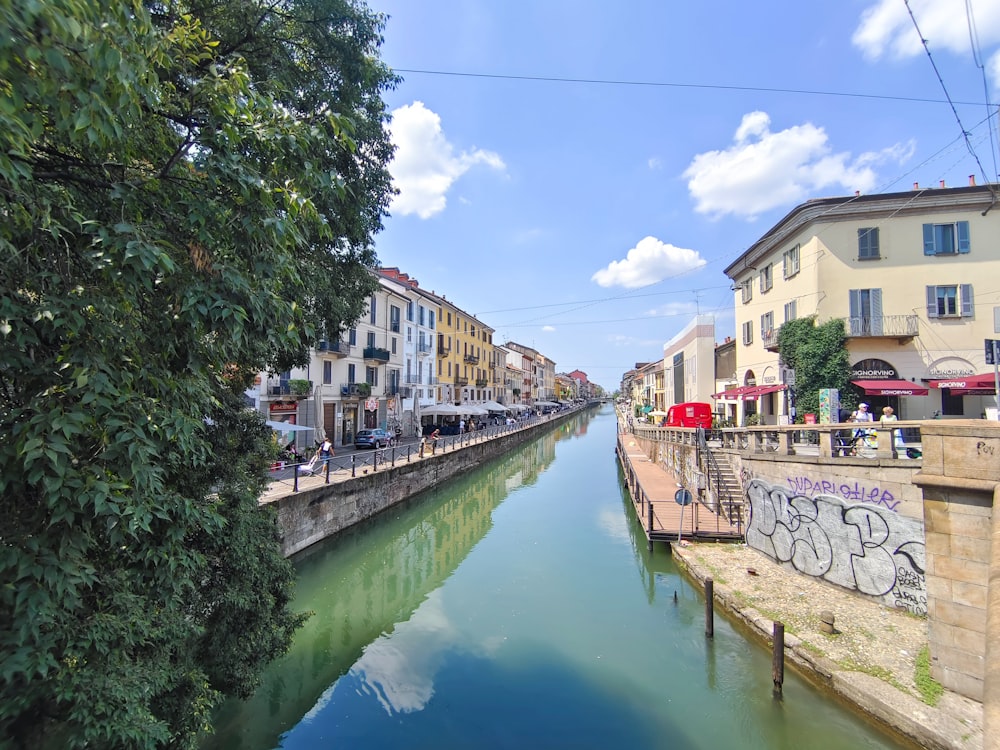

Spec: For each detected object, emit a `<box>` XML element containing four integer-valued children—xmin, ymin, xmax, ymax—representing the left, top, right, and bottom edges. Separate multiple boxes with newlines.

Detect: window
<box><xmin>858</xmin><ymin>228</ymin><xmax>880</xmax><ymax>260</ymax></box>
<box><xmin>367</xmin><ymin>331</ymin><xmax>376</xmax><ymax>348</ymax></box>
<box><xmin>447</xmin><ymin>312</ymin><xmax>452</xmax><ymax>326</ymax></box>
<box><xmin>848</xmin><ymin>288</ymin><xmax>883</xmax><ymax>335</ymax></box>
<box><xmin>418</xmin><ymin>305</ymin><xmax>425</xmax><ymax>326</ymax></box>
<box><xmin>742</xmin><ymin>321</ymin><xmax>753</xmax><ymax>345</ymax></box>
<box><xmin>406</xmin><ymin>326</ymin><xmax>412</xmax><ymax>343</ymax></box>
<box><xmin>782</xmin><ymin>244</ymin><xmax>800</xmax><ymax>278</ymax></box>
<box><xmin>923</xmin><ymin>221</ymin><xmax>970</xmax><ymax>255</ymax></box>
<box><xmin>390</xmin><ymin>305</ymin><xmax>400</xmax><ymax>332</ymax></box>
<box><xmin>740</xmin><ymin>279</ymin><xmax>753</xmax><ymax>304</ymax></box>
<box><xmin>348</xmin><ymin>327</ymin><xmax>357</xmax><ymax>345</ymax></box>
<box><xmin>369</xmin><ymin>296</ymin><xmax>377</xmax><ymax>324</ymax></box>
<box><xmin>784</xmin><ymin>299</ymin><xmax>797</xmax><ymax>323</ymax></box>
<box><xmin>365</xmin><ymin>366</ymin><xmax>378</xmax><ymax>386</ymax></box>
<box><xmin>759</xmin><ymin>264</ymin><xmax>772</xmax><ymax>293</ymax></box>
<box><xmin>429</xmin><ymin>311</ymin><xmax>435</xmax><ymax>329</ymax></box>
<box><xmin>347</xmin><ymin>363</ymin><xmax>356</xmax><ymax>384</ymax></box>
<box><xmin>391</xmin><ymin>337</ymin><xmax>397</xmax><ymax>354</ymax></box>
<box><xmin>407</xmin><ymin>301</ymin><xmax>414</xmax><ymax>321</ymax></box>
<box><xmin>760</xmin><ymin>311</ymin><xmax>774</xmax><ymax>339</ymax></box>
<box><xmin>323</xmin><ymin>361</ymin><xmax>332</xmax><ymax>385</ymax></box>
<box><xmin>926</xmin><ymin>284</ymin><xmax>973</xmax><ymax>318</ymax></box>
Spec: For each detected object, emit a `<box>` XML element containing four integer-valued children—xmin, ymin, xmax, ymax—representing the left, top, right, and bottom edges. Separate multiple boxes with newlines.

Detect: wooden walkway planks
<box><xmin>617</xmin><ymin>434</ymin><xmax>742</xmax><ymax>542</ymax></box>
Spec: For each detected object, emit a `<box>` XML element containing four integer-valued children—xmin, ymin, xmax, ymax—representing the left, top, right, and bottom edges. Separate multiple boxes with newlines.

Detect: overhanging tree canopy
<box><xmin>777</xmin><ymin>316</ymin><xmax>853</xmax><ymax>420</ymax></box>
<box><xmin>0</xmin><ymin>1</ymin><xmax>397</xmax><ymax>747</ymax></box>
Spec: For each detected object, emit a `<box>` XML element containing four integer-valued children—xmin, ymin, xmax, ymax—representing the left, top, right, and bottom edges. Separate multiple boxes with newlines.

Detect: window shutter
<box><xmin>849</xmin><ymin>289</ymin><xmax>861</xmax><ymax>318</ymax></box>
<box><xmin>961</xmin><ymin>284</ymin><xmax>974</xmax><ymax>317</ymax></box>
<box><xmin>957</xmin><ymin>221</ymin><xmax>971</xmax><ymax>254</ymax></box>
<box><xmin>870</xmin><ymin>289</ymin><xmax>883</xmax><ymax>335</ymax></box>
<box><xmin>869</xmin><ymin>228</ymin><xmax>879</xmax><ymax>257</ymax></box>
<box><xmin>926</xmin><ymin>286</ymin><xmax>938</xmax><ymax>318</ymax></box>
<box><xmin>922</xmin><ymin>224</ymin><xmax>936</xmax><ymax>255</ymax></box>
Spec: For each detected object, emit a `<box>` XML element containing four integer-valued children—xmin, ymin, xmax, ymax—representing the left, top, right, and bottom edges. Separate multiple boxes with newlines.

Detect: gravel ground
<box><xmin>671</xmin><ymin>541</ymin><xmax>983</xmax><ymax>750</ymax></box>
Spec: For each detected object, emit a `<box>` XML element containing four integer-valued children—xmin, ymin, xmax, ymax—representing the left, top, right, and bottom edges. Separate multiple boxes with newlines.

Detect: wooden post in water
<box><xmin>772</xmin><ymin>621</ymin><xmax>785</xmax><ymax>695</ymax></box>
<box><xmin>647</xmin><ymin>498</ymin><xmax>654</xmax><ymax>552</ymax></box>
<box><xmin>705</xmin><ymin>578</ymin><xmax>714</xmax><ymax>638</ymax></box>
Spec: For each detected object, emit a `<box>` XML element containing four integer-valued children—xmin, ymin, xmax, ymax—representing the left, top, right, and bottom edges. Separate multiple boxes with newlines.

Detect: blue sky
<box><xmin>370</xmin><ymin>0</ymin><xmax>1000</xmax><ymax>391</ymax></box>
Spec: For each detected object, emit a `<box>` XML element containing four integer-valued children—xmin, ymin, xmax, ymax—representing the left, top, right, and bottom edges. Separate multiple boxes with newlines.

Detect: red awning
<box><xmin>712</xmin><ymin>384</ymin><xmax>787</xmax><ymax>400</ymax></box>
<box><xmin>850</xmin><ymin>379</ymin><xmax>928</xmax><ymax>396</ymax></box>
<box><xmin>927</xmin><ymin>373</ymin><xmax>998</xmax><ymax>390</ymax></box>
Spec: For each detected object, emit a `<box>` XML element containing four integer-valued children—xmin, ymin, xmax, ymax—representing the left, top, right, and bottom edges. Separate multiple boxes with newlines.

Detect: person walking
<box><xmin>459</xmin><ymin>418</ymin><xmax>465</xmax><ymax>434</ymax></box>
<box><xmin>880</xmin><ymin>406</ymin><xmax>905</xmax><ymax>455</ymax></box>
<box><xmin>852</xmin><ymin>402</ymin><xmax>874</xmax><ymax>452</ymax></box>
<box><xmin>319</xmin><ymin>436</ymin><xmax>334</xmax><ymax>468</ymax></box>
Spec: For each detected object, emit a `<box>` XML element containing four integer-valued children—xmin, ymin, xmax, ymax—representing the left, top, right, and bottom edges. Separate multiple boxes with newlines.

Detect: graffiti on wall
<box><xmin>785</xmin><ymin>476</ymin><xmax>899</xmax><ymax>511</ymax></box>
<box><xmin>745</xmin><ymin>478</ymin><xmax>926</xmax><ymax>615</ymax></box>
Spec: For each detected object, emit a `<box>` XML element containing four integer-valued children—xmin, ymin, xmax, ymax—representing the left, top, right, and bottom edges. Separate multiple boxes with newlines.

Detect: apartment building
<box><xmin>723</xmin><ymin>180</ymin><xmax>1000</xmax><ymax>425</ymax></box>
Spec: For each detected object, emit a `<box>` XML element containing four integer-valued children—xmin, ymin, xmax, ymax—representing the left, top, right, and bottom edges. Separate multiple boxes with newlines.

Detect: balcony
<box><xmin>454</xmin><ymin>376</ymin><xmax>469</xmax><ymax>387</ymax></box>
<box><xmin>316</xmin><ymin>339</ymin><xmax>350</xmax><ymax>357</ymax></box>
<box><xmin>417</xmin><ymin>341</ymin><xmax>434</xmax><ymax>356</ymax></box>
<box><xmin>340</xmin><ymin>383</ymin><xmax>372</xmax><ymax>399</ymax></box>
<box><xmin>762</xmin><ymin>330</ymin><xmax>779</xmax><ymax>352</ymax></box>
<box><xmin>438</xmin><ymin>342</ymin><xmax>451</xmax><ymax>356</ymax></box>
<box><xmin>475</xmin><ymin>378</ymin><xmax>488</xmax><ymax>388</ymax></box>
<box><xmin>363</xmin><ymin>346</ymin><xmax>390</xmax><ymax>363</ymax></box>
<box><xmin>265</xmin><ymin>379</ymin><xmax>312</xmax><ymax>399</ymax></box>
<box><xmin>464</xmin><ymin>354</ymin><xmax>479</xmax><ymax>365</ymax></box>
<box><xmin>845</xmin><ymin>315</ymin><xmax>919</xmax><ymax>342</ymax></box>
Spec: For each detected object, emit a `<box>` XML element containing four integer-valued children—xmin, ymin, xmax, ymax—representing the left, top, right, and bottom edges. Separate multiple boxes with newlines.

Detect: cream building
<box><xmin>662</xmin><ymin>314</ymin><xmax>717</xmax><ymax>407</ymax></box>
<box><xmin>723</xmin><ymin>181</ymin><xmax>1000</xmax><ymax>425</ymax></box>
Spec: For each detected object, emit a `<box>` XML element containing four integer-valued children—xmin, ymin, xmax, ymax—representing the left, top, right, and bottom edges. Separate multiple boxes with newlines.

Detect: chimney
<box><xmin>854</xmin><ymin>190</ymin><xmax>860</xmax><ymax>197</ymax></box>
<box><xmin>970</xmin><ymin>174</ymin><xmax>976</xmax><ymax>186</ymax></box>
<box><xmin>940</xmin><ymin>180</ymin><xmax>945</xmax><ymax>188</ymax></box>
<box><xmin>913</xmin><ymin>182</ymin><xmax>919</xmax><ymax>190</ymax></box>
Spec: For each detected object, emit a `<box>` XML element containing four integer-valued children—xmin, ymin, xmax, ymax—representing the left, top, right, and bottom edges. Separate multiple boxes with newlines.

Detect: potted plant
<box><xmin>288</xmin><ymin>378</ymin><xmax>312</xmax><ymax>396</ymax></box>
<box><xmin>357</xmin><ymin>382</ymin><xmax>372</xmax><ymax>397</ymax></box>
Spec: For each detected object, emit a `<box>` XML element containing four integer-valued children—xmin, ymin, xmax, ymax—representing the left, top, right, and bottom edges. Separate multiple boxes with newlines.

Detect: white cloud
<box><xmin>591</xmin><ymin>236</ymin><xmax>706</xmax><ymax>289</ymax></box>
<box><xmin>542</xmin><ymin>325</ymin><xmax>556</xmax><ymax>332</ymax></box>
<box><xmin>387</xmin><ymin>101</ymin><xmax>505</xmax><ymax>219</ymax></box>
<box><xmin>683</xmin><ymin>111</ymin><xmax>911</xmax><ymax>219</ymax></box>
<box><xmin>643</xmin><ymin>301</ymin><xmax>699</xmax><ymax>318</ymax></box>
<box><xmin>853</xmin><ymin>0</ymin><xmax>1000</xmax><ymax>62</ymax></box>
<box><xmin>648</xmin><ymin>157</ymin><xmax>663</xmax><ymax>170</ymax></box>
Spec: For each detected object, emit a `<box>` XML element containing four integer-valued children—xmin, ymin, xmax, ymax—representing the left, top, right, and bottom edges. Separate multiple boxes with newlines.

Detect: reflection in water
<box><xmin>209</xmin><ymin>414</ymin><xmax>569</xmax><ymax>748</ymax></box>
<box><xmin>207</xmin><ymin>407</ymin><xmax>905</xmax><ymax>750</ymax></box>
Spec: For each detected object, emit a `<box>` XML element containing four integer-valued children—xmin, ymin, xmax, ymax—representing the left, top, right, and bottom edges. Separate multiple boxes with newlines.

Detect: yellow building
<box><xmin>724</xmin><ymin>181</ymin><xmax>1000</xmax><ymax>424</ymax></box>
<box><xmin>417</xmin><ymin>290</ymin><xmax>496</xmax><ymax>404</ymax></box>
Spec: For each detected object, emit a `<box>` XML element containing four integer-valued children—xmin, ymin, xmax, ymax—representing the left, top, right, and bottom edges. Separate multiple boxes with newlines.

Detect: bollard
<box><xmin>351</xmin><ymin>454</ymin><xmax>356</xmax><ymax>478</ymax></box>
<box><xmin>647</xmin><ymin>499</ymin><xmax>654</xmax><ymax>552</ymax></box>
<box><xmin>819</xmin><ymin>610</ymin><xmax>836</xmax><ymax>634</ymax></box>
<box><xmin>293</xmin><ymin>466</ymin><xmax>299</xmax><ymax>492</ymax></box>
<box><xmin>773</xmin><ymin>621</ymin><xmax>785</xmax><ymax>695</ymax></box>
<box><xmin>705</xmin><ymin>578</ymin><xmax>714</xmax><ymax>638</ymax></box>
<box><xmin>324</xmin><ymin>459</ymin><xmax>330</xmax><ymax>484</ymax></box>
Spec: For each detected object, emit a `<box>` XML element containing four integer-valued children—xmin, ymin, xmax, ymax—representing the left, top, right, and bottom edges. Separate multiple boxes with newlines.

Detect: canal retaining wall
<box><xmin>273</xmin><ymin>407</ymin><xmax>592</xmax><ymax>557</ymax></box>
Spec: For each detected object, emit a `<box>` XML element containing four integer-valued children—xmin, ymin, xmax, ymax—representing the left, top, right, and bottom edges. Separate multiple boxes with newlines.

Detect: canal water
<box><xmin>207</xmin><ymin>404</ymin><xmax>908</xmax><ymax>749</ymax></box>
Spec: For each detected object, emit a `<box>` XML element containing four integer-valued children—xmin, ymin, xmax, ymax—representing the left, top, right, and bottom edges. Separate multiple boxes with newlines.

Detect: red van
<box><xmin>666</xmin><ymin>402</ymin><xmax>713</xmax><ymax>429</ymax></box>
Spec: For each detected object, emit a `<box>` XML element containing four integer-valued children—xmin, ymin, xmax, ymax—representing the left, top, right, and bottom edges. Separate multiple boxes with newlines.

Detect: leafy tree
<box><xmin>777</xmin><ymin>316</ymin><xmax>853</xmax><ymax>420</ymax></box>
<box><xmin>0</xmin><ymin>0</ymin><xmax>396</xmax><ymax>747</ymax></box>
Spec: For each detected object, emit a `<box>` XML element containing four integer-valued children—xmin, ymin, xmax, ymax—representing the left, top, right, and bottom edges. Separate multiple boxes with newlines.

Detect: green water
<box><xmin>207</xmin><ymin>405</ymin><xmax>908</xmax><ymax>749</ymax></box>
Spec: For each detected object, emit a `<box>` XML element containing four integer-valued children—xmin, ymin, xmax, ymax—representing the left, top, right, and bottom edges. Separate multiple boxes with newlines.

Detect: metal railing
<box><xmin>846</xmin><ymin>315</ymin><xmax>919</xmax><ymax>338</ymax></box>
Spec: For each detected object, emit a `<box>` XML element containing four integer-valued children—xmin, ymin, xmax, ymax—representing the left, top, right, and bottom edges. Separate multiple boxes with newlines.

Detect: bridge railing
<box><xmin>633</xmin><ymin>421</ymin><xmax>923</xmax><ymax>460</ymax></box>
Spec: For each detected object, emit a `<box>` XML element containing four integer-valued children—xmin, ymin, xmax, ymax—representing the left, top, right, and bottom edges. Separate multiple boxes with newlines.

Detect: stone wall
<box><xmin>272</xmin><ymin>411</ymin><xmax>583</xmax><ymax>557</ymax></box>
<box><xmin>913</xmin><ymin>420</ymin><xmax>1000</xmax><ymax>702</ymax></box>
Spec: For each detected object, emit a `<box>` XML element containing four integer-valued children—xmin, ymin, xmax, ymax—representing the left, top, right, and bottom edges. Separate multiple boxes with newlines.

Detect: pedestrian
<box><xmin>430</xmin><ymin>427</ymin><xmax>440</xmax><ymax>454</ymax></box>
<box><xmin>468</xmin><ymin>418</ymin><xmax>476</xmax><ymax>432</ymax></box>
<box><xmin>319</xmin><ymin>436</ymin><xmax>334</xmax><ymax>468</ymax></box>
<box><xmin>459</xmin><ymin>418</ymin><xmax>465</xmax><ymax>434</ymax></box>
<box><xmin>880</xmin><ymin>406</ymin><xmax>906</xmax><ymax>455</ymax></box>
<box><xmin>852</xmin><ymin>402</ymin><xmax>874</xmax><ymax>451</ymax></box>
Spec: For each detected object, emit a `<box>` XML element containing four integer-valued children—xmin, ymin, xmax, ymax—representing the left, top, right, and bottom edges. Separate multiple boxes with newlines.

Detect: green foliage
<box><xmin>288</xmin><ymin>379</ymin><xmax>312</xmax><ymax>396</ymax></box>
<box><xmin>915</xmin><ymin>646</ymin><xmax>944</xmax><ymax>706</ymax></box>
<box><xmin>777</xmin><ymin>317</ymin><xmax>852</xmax><ymax>418</ymax></box>
<box><xmin>0</xmin><ymin>0</ymin><xmax>394</xmax><ymax>746</ymax></box>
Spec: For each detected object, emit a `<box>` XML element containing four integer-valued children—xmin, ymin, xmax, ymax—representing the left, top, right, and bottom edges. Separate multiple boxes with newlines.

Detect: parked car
<box><xmin>354</xmin><ymin>428</ymin><xmax>395</xmax><ymax>449</ymax></box>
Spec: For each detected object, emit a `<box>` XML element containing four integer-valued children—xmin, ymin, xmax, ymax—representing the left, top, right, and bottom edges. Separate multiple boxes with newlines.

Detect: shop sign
<box><xmin>365</xmin><ymin>397</ymin><xmax>378</xmax><ymax>411</ymax></box>
<box><xmin>850</xmin><ymin>358</ymin><xmax>898</xmax><ymax>379</ymax></box>
<box><xmin>270</xmin><ymin>402</ymin><xmax>298</xmax><ymax>413</ymax></box>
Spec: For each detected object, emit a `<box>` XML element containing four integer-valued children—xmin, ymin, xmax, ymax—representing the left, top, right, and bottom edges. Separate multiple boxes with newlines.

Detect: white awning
<box><xmin>265</xmin><ymin>420</ymin><xmax>314</xmax><ymax>432</ymax></box>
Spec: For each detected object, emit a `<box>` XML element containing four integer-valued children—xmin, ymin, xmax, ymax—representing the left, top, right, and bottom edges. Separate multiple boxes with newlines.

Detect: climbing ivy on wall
<box><xmin>777</xmin><ymin>316</ymin><xmax>853</xmax><ymax>420</ymax></box>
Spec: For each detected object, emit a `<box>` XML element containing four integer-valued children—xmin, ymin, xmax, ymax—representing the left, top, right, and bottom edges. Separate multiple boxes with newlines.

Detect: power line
<box><xmin>393</xmin><ymin>67</ymin><xmax>988</xmax><ymax>108</ymax></box>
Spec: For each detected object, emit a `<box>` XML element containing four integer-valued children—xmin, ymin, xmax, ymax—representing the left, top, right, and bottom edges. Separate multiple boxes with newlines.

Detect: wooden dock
<box><xmin>617</xmin><ymin>434</ymin><xmax>743</xmax><ymax>543</ymax></box>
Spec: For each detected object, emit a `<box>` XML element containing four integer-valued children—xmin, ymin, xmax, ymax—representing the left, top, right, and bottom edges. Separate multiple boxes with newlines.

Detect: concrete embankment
<box><xmin>265</xmin><ymin>405</ymin><xmax>594</xmax><ymax>557</ymax></box>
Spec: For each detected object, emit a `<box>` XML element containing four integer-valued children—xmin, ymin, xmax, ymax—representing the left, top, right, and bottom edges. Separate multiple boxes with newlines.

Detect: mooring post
<box><xmin>705</xmin><ymin>578</ymin><xmax>714</xmax><ymax>638</ymax></box>
<box><xmin>351</xmin><ymin>454</ymin><xmax>356</xmax><ymax>478</ymax></box>
<box><xmin>293</xmin><ymin>466</ymin><xmax>299</xmax><ymax>493</ymax></box>
<box><xmin>324</xmin><ymin>459</ymin><xmax>330</xmax><ymax>484</ymax></box>
<box><xmin>772</xmin><ymin>621</ymin><xmax>785</xmax><ymax>695</ymax></box>
<box><xmin>647</xmin><ymin>498</ymin><xmax>654</xmax><ymax>552</ymax></box>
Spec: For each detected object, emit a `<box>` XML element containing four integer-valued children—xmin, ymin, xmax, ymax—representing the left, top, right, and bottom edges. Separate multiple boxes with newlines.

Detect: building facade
<box><xmin>723</xmin><ymin>181</ymin><xmax>1000</xmax><ymax>425</ymax></box>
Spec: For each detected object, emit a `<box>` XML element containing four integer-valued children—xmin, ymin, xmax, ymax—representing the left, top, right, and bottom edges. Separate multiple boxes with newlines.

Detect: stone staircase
<box><xmin>703</xmin><ymin>448</ymin><xmax>745</xmax><ymax>531</ymax></box>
